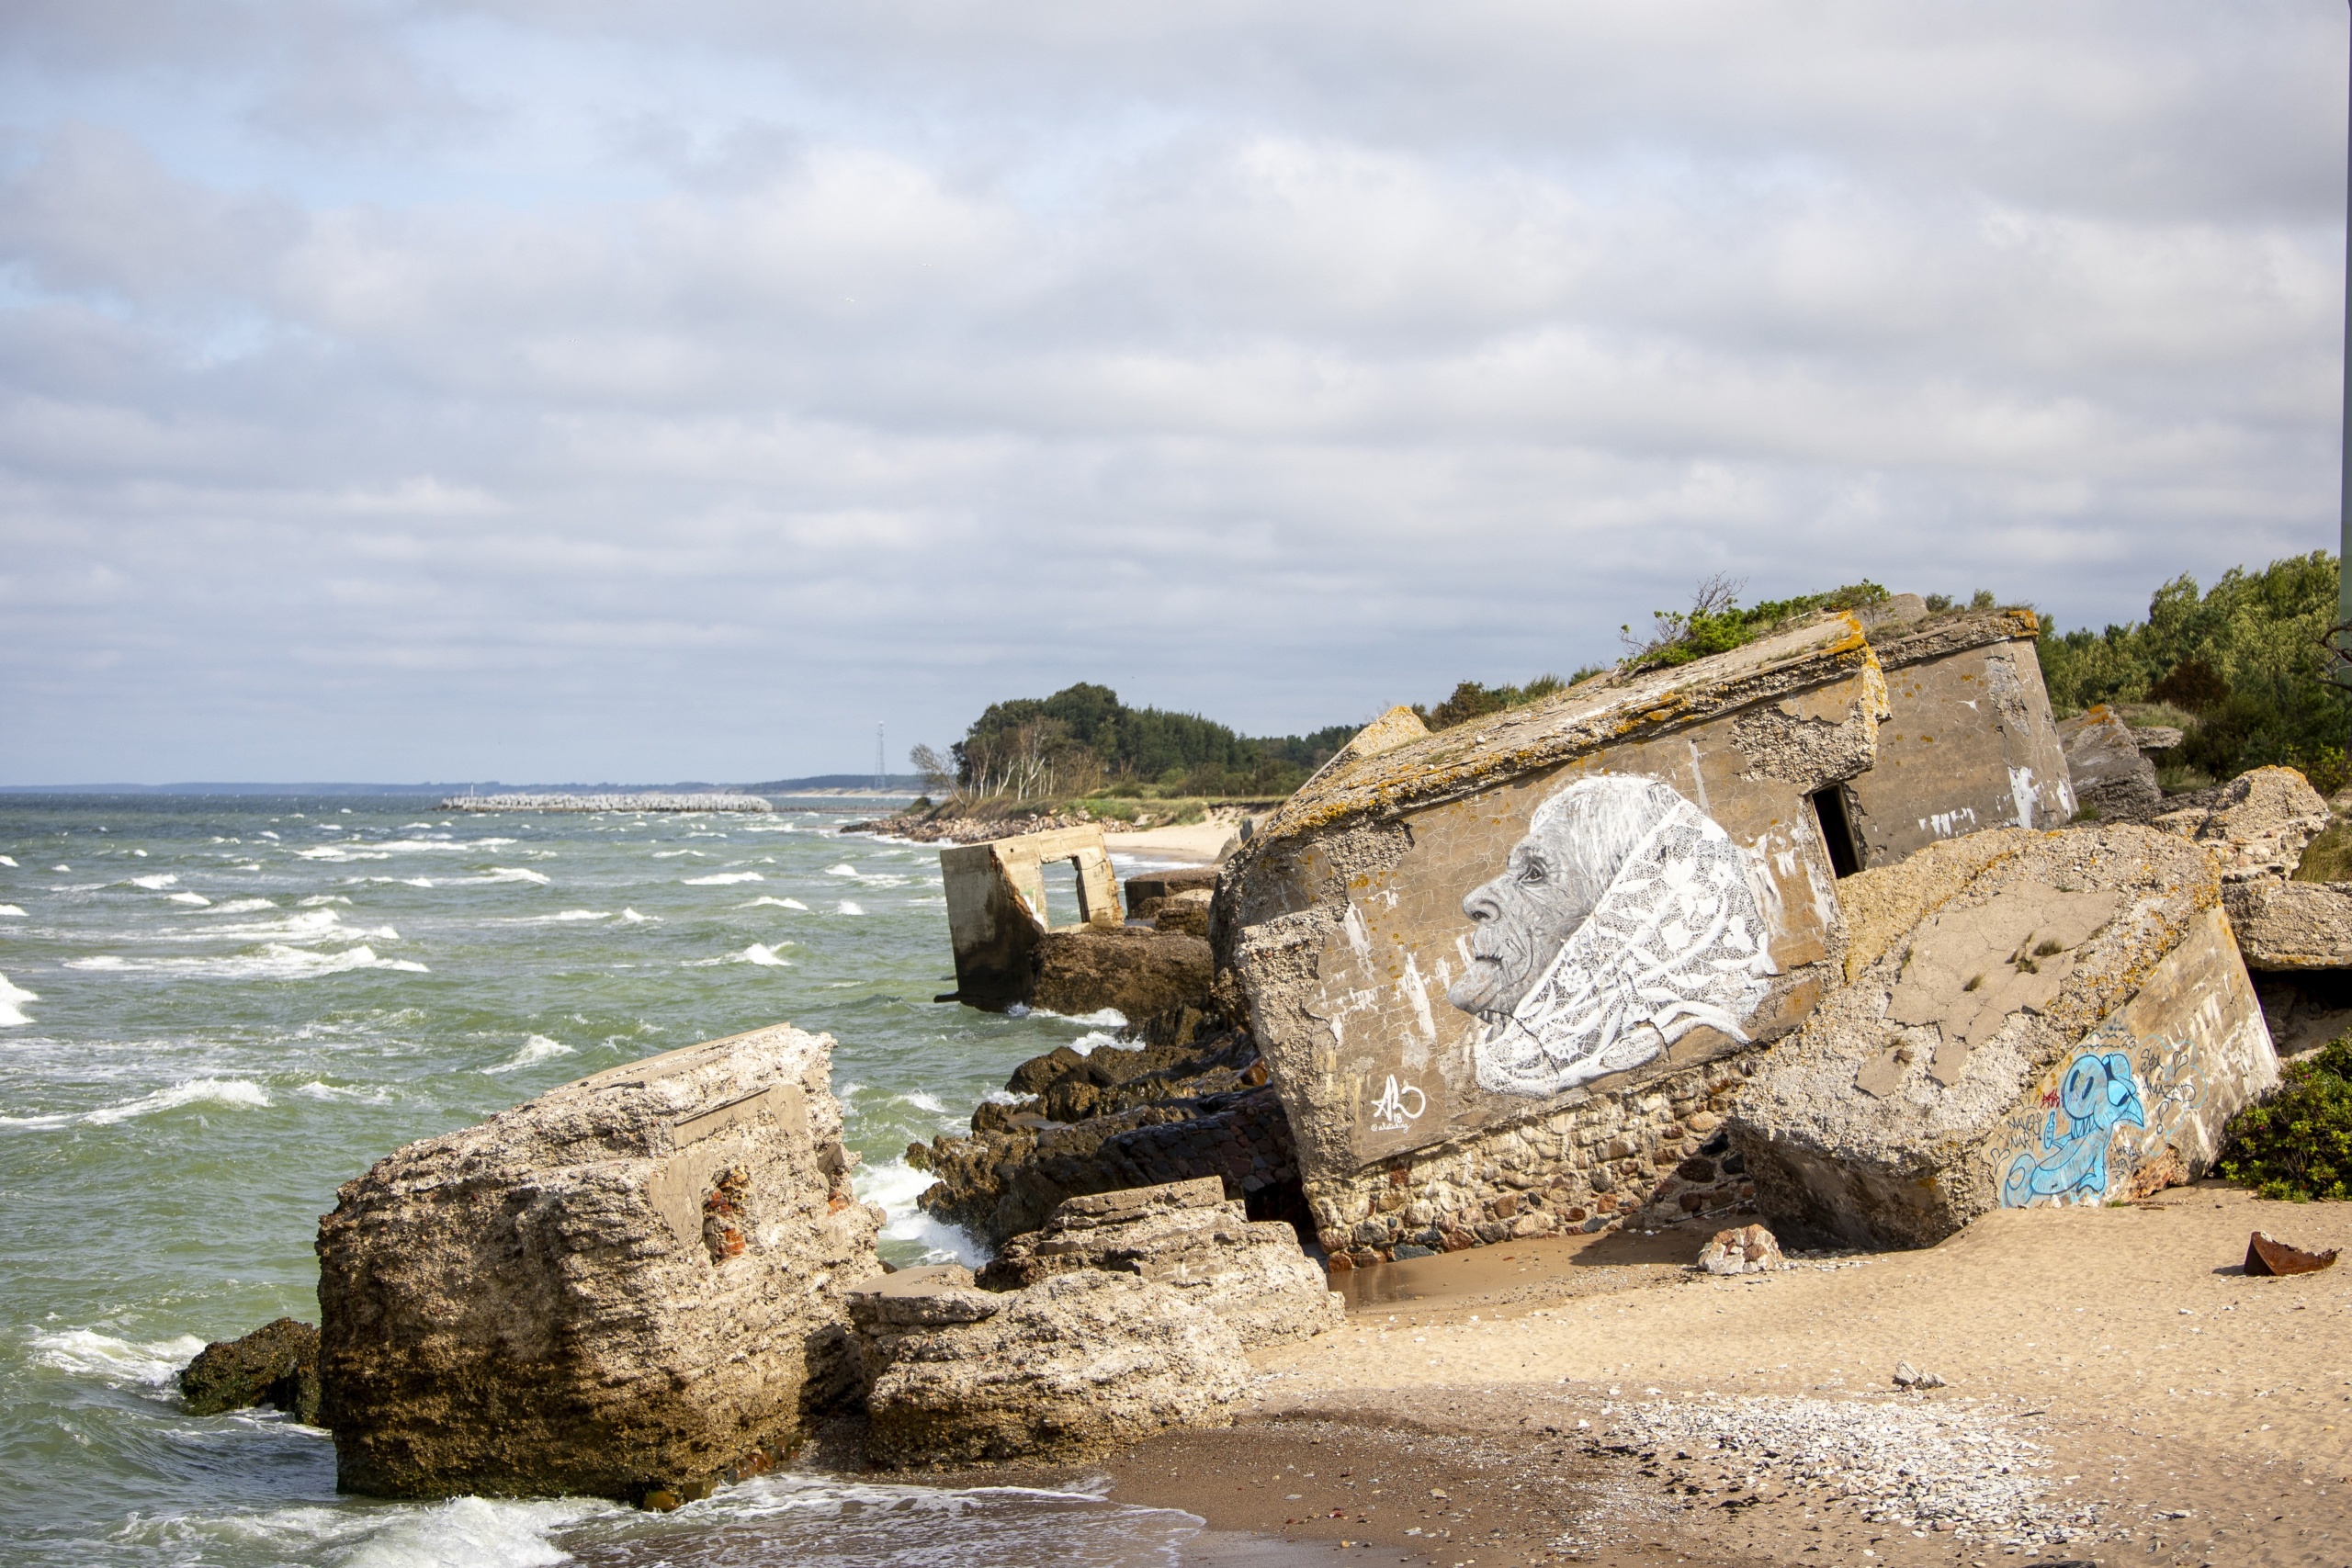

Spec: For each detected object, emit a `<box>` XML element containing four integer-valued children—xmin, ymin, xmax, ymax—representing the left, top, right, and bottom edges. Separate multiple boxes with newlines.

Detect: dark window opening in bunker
<box><xmin>1811</xmin><ymin>786</ymin><xmax>1862</xmax><ymax>878</ymax></box>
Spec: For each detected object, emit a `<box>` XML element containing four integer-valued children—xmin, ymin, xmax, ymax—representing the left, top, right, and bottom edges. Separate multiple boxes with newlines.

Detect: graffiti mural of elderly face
<box><xmin>1447</xmin><ymin>774</ymin><xmax>1778</xmax><ymax>1097</ymax></box>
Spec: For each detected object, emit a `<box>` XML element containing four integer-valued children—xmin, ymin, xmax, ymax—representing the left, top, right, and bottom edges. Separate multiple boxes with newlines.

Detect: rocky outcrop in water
<box><xmin>180</xmin><ymin>1317</ymin><xmax>321</xmax><ymax>1424</ymax></box>
<box><xmin>1033</xmin><ymin>925</ymin><xmax>1215</xmax><ymax>1019</ymax></box>
<box><xmin>316</xmin><ymin>1024</ymin><xmax>884</xmax><ymax>1505</ymax></box>
<box><xmin>977</xmin><ymin>1176</ymin><xmax>1341</xmax><ymax>1348</ymax></box>
<box><xmin>909</xmin><ymin>1020</ymin><xmax>1303</xmax><ymax>1247</ymax></box>
<box><xmin>853</xmin><ymin>1269</ymin><xmax>1248</xmax><ymax>1467</ymax></box>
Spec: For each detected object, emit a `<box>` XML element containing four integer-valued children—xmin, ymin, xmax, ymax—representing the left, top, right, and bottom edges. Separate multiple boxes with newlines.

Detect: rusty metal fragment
<box><xmin>2245</xmin><ymin>1230</ymin><xmax>2339</xmax><ymax>1276</ymax></box>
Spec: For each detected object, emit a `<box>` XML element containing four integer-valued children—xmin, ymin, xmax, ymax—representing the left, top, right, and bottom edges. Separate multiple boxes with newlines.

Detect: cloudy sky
<box><xmin>2</xmin><ymin>2</ymin><xmax>2345</xmax><ymax>784</ymax></box>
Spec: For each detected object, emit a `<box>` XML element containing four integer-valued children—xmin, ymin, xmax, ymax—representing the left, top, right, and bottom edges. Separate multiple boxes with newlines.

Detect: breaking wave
<box><xmin>684</xmin><ymin>871</ymin><xmax>763</xmax><ymax>886</ymax></box>
<box><xmin>484</xmin><ymin>1035</ymin><xmax>576</xmax><ymax>1074</ymax></box>
<box><xmin>0</xmin><ymin>1077</ymin><xmax>273</xmax><ymax>1130</ymax></box>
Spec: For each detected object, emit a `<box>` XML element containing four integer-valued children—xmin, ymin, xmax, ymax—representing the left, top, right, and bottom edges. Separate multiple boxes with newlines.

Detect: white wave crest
<box><xmin>28</xmin><ymin>1327</ymin><xmax>207</xmax><ymax>1388</ymax></box>
<box><xmin>825</xmin><ymin>863</ymin><xmax>861</xmax><ymax>877</ymax></box>
<box><xmin>0</xmin><ymin>855</ymin><xmax>15</xmax><ymax>866</ymax></box>
<box><xmin>172</xmin><ymin>1495</ymin><xmax>615</xmax><ymax>1568</ymax></box>
<box><xmin>0</xmin><ymin>971</ymin><xmax>34</xmax><ymax>1026</ymax></box>
<box><xmin>129</xmin><ymin>874</ymin><xmax>178</xmax><ymax>889</ymax></box>
<box><xmin>684</xmin><ymin>871</ymin><xmax>763</xmax><ymax>886</ymax></box>
<box><xmin>63</xmin><ymin>945</ymin><xmax>427</xmax><ymax>979</ymax></box>
<box><xmin>1</xmin><ymin>1077</ymin><xmax>273</xmax><ymax>1129</ymax></box>
<box><xmin>0</xmin><ymin>905</ymin><xmax>25</xmax><ymax>918</ymax></box>
<box><xmin>835</xmin><ymin>900</ymin><xmax>865</xmax><ymax>915</ymax></box>
<box><xmin>166</xmin><ymin>891</ymin><xmax>211</xmax><ymax>906</ymax></box>
<box><xmin>469</xmin><ymin>867</ymin><xmax>551</xmax><ymax>886</ymax></box>
<box><xmin>739</xmin><ymin>896</ymin><xmax>808</xmax><ymax>910</ymax></box>
<box><xmin>206</xmin><ymin>897</ymin><xmax>278</xmax><ymax>914</ymax></box>
<box><xmin>620</xmin><ymin>908</ymin><xmax>652</xmax><ymax>922</ymax></box>
<box><xmin>294</xmin><ymin>896</ymin><xmax>345</xmax><ymax>907</ymax></box>
<box><xmin>484</xmin><ymin>1035</ymin><xmax>575</xmax><ymax>1075</ymax></box>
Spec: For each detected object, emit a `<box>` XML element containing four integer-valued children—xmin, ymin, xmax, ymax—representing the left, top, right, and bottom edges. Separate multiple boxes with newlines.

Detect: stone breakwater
<box><xmin>437</xmin><ymin>792</ymin><xmax>775</xmax><ymax>813</ymax></box>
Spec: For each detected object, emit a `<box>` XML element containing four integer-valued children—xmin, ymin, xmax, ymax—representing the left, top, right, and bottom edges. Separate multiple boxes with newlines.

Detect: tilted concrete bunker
<box><xmin>1217</xmin><ymin>615</ymin><xmax>1893</xmax><ymax>1266</ymax></box>
<box><xmin>1837</xmin><ymin>602</ymin><xmax>2076</xmax><ymax>868</ymax></box>
<box><xmin>940</xmin><ymin>825</ymin><xmax>1123</xmax><ymax>1009</ymax></box>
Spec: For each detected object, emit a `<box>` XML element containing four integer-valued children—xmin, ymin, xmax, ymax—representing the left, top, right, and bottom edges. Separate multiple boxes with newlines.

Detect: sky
<box><xmin>1</xmin><ymin>1</ymin><xmax>2346</xmax><ymax>784</ymax></box>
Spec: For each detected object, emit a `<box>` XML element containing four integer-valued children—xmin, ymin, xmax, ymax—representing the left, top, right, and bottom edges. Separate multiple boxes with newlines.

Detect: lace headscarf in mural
<box><xmin>1473</xmin><ymin>776</ymin><xmax>1777</xmax><ymax>1098</ymax></box>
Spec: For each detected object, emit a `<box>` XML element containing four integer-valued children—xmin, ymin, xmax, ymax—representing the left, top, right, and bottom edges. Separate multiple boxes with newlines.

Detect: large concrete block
<box><xmin>1727</xmin><ymin>827</ymin><xmax>2278</xmax><ymax>1248</ymax></box>
<box><xmin>1840</xmin><ymin>607</ymin><xmax>2076</xmax><ymax>866</ymax></box>
<box><xmin>1220</xmin><ymin>615</ymin><xmax>1888</xmax><ymax>1258</ymax></box>
<box><xmin>316</xmin><ymin>1025</ymin><xmax>885</xmax><ymax>1504</ymax></box>
<box><xmin>2054</xmin><ymin>704</ymin><xmax>2162</xmax><ymax>818</ymax></box>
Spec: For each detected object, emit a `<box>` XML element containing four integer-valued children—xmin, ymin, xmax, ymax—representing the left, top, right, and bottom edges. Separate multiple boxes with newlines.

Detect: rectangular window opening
<box><xmin>1811</xmin><ymin>786</ymin><xmax>1862</xmax><ymax>878</ymax></box>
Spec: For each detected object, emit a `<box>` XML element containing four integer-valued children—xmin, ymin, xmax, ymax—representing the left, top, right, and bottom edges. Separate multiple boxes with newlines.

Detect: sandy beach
<box><xmin>1104</xmin><ymin>818</ymin><xmax>1245</xmax><ymax>863</ymax></box>
<box><xmin>949</xmin><ymin>1185</ymin><xmax>2349</xmax><ymax>1566</ymax></box>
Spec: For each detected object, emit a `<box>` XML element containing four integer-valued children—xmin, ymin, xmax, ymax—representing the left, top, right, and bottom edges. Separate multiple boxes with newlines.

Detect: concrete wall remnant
<box><xmin>2054</xmin><ymin>705</ymin><xmax>2164</xmax><ymax>818</ymax></box>
<box><xmin>1218</xmin><ymin>615</ymin><xmax>1892</xmax><ymax>1263</ymax></box>
<box><xmin>1725</xmin><ymin>826</ymin><xmax>2278</xmax><ymax>1248</ymax></box>
<box><xmin>316</xmin><ymin>1024</ymin><xmax>884</xmax><ymax>1506</ymax></box>
<box><xmin>941</xmin><ymin>825</ymin><xmax>1123</xmax><ymax>1009</ymax></box>
<box><xmin>1839</xmin><ymin>606</ymin><xmax>2075</xmax><ymax>867</ymax></box>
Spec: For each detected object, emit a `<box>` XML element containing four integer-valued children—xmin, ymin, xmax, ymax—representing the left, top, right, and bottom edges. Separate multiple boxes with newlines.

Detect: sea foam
<box><xmin>0</xmin><ymin>972</ymin><xmax>36</xmax><ymax>1026</ymax></box>
<box><xmin>684</xmin><ymin>872</ymin><xmax>763</xmax><ymax>885</ymax></box>
<box><xmin>1</xmin><ymin>1077</ymin><xmax>273</xmax><ymax>1130</ymax></box>
<box><xmin>29</xmin><ymin>1327</ymin><xmax>208</xmax><ymax>1388</ymax></box>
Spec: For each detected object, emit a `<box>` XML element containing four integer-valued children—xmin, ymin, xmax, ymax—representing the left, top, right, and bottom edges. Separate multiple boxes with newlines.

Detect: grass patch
<box><xmin>2219</xmin><ymin>1037</ymin><xmax>2352</xmax><ymax>1201</ymax></box>
<box><xmin>2295</xmin><ymin>818</ymin><xmax>2352</xmax><ymax>884</ymax></box>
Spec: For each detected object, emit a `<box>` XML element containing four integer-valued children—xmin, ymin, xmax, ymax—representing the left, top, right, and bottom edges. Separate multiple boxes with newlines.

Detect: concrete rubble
<box><xmin>2143</xmin><ymin>765</ymin><xmax>2330</xmax><ymax>883</ymax></box>
<box><xmin>1726</xmin><ymin>825</ymin><xmax>2278</xmax><ymax>1248</ymax></box>
<box><xmin>316</xmin><ymin>1023</ymin><xmax>885</xmax><ymax>1505</ymax></box>
<box><xmin>2053</xmin><ymin>705</ymin><xmax>2167</xmax><ymax>818</ymax></box>
<box><xmin>910</xmin><ymin>1023</ymin><xmax>1299</xmax><ymax>1247</ymax></box>
<box><xmin>977</xmin><ymin>1176</ymin><xmax>1343</xmax><ymax>1348</ymax></box>
<box><xmin>852</xmin><ymin>1268</ymin><xmax>1248</xmax><ymax>1467</ymax></box>
<box><xmin>1694</xmin><ymin>1223</ymin><xmax>1786</xmax><ymax>1276</ymax></box>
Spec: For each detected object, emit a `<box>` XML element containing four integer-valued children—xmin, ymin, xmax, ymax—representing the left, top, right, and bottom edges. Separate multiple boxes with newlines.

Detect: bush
<box><xmin>1617</xmin><ymin>575</ymin><xmax>1890</xmax><ymax>674</ymax></box>
<box><xmin>2219</xmin><ymin>1038</ymin><xmax>2352</xmax><ymax>1201</ymax></box>
<box><xmin>2038</xmin><ymin>551</ymin><xmax>2350</xmax><ymax>790</ymax></box>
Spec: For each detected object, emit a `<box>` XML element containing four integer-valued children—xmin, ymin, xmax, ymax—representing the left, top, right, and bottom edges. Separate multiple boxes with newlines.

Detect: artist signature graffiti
<box><xmin>1998</xmin><ymin>1049</ymin><xmax>2145</xmax><ymax>1206</ymax></box>
<box><xmin>1369</xmin><ymin>1075</ymin><xmax>1427</xmax><ymax>1133</ymax></box>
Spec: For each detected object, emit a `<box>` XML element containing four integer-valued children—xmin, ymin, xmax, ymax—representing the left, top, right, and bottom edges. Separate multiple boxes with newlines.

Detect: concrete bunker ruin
<box><xmin>1211</xmin><ymin>604</ymin><xmax>2277</xmax><ymax>1266</ymax></box>
<box><xmin>940</xmin><ymin>825</ymin><xmax>1123</xmax><ymax>1009</ymax></box>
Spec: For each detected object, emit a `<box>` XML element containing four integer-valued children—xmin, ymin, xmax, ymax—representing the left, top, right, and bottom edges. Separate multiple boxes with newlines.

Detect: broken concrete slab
<box><xmin>2055</xmin><ymin>705</ymin><xmax>2162</xmax><ymax>818</ymax></box>
<box><xmin>1843</xmin><ymin>608</ymin><xmax>2077</xmax><ymax>865</ymax></box>
<box><xmin>1125</xmin><ymin>865</ymin><xmax>1219</xmax><ymax>920</ymax></box>
<box><xmin>857</xmin><ymin>1269</ymin><xmax>1247</xmax><ymax>1467</ymax></box>
<box><xmin>977</xmin><ymin>1176</ymin><xmax>1342</xmax><ymax>1348</ymax></box>
<box><xmin>2222</xmin><ymin>879</ymin><xmax>2352</xmax><ymax>971</ymax></box>
<box><xmin>941</xmin><ymin>825</ymin><xmax>1123</xmax><ymax>1010</ymax></box>
<box><xmin>2143</xmin><ymin>765</ymin><xmax>2330</xmax><ymax>882</ymax></box>
<box><xmin>316</xmin><ymin>1024</ymin><xmax>884</xmax><ymax>1505</ymax></box>
<box><xmin>1221</xmin><ymin>614</ymin><xmax>1890</xmax><ymax>1263</ymax></box>
<box><xmin>1727</xmin><ymin>825</ymin><xmax>2278</xmax><ymax>1248</ymax></box>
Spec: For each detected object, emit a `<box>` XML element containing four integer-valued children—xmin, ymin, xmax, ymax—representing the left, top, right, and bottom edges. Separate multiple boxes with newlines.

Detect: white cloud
<box><xmin>0</xmin><ymin>2</ymin><xmax>2341</xmax><ymax>782</ymax></box>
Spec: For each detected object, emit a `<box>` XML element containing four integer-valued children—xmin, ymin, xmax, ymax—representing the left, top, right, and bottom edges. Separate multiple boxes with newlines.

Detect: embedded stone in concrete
<box><xmin>1728</xmin><ymin>826</ymin><xmax>2279</xmax><ymax>1249</ymax></box>
<box><xmin>858</xmin><ymin>1269</ymin><xmax>1247</xmax><ymax>1467</ymax></box>
<box><xmin>2222</xmin><ymin>879</ymin><xmax>2352</xmax><ymax>971</ymax></box>
<box><xmin>316</xmin><ymin>1024</ymin><xmax>885</xmax><ymax>1505</ymax></box>
<box><xmin>978</xmin><ymin>1177</ymin><xmax>1343</xmax><ymax>1348</ymax></box>
<box><xmin>1843</xmin><ymin>608</ymin><xmax>2076</xmax><ymax>865</ymax></box>
<box><xmin>941</xmin><ymin>825</ymin><xmax>1123</xmax><ymax>1010</ymax></box>
<box><xmin>1150</xmin><ymin>887</ymin><xmax>1213</xmax><ymax>936</ymax></box>
<box><xmin>2143</xmin><ymin>766</ymin><xmax>2330</xmax><ymax>883</ymax></box>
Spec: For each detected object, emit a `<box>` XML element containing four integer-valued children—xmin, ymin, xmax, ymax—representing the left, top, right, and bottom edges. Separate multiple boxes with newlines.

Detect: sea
<box><xmin>0</xmin><ymin>794</ymin><xmax>1235</xmax><ymax>1568</ymax></box>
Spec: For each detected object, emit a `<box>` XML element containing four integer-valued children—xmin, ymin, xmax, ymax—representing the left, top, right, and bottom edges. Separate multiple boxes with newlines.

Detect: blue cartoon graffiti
<box><xmin>1999</xmin><ymin>1050</ymin><xmax>2146</xmax><ymax>1207</ymax></box>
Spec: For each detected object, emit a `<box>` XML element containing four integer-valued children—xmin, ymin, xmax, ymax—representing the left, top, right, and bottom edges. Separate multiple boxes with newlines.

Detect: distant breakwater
<box><xmin>437</xmin><ymin>793</ymin><xmax>775</xmax><ymax>813</ymax></box>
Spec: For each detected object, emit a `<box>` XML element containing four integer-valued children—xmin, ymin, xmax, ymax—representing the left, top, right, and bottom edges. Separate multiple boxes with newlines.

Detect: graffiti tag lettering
<box><xmin>1998</xmin><ymin>1049</ymin><xmax>2145</xmax><ymax>1206</ymax></box>
<box><xmin>1369</xmin><ymin>1075</ymin><xmax>1427</xmax><ymax>1133</ymax></box>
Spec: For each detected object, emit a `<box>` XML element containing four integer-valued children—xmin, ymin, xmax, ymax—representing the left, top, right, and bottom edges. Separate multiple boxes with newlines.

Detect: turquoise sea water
<box><xmin>0</xmin><ymin>795</ymin><xmax>1214</xmax><ymax>1567</ymax></box>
